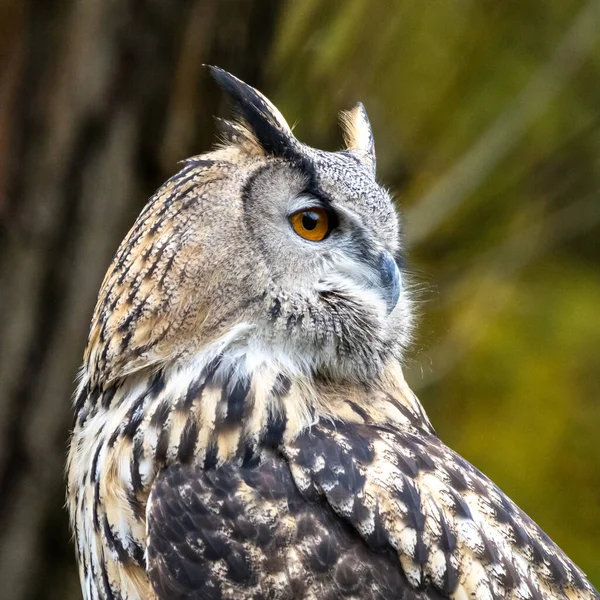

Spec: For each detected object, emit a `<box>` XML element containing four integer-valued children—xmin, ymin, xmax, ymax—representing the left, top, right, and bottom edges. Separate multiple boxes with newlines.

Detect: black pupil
<box><xmin>302</xmin><ymin>211</ymin><xmax>319</xmax><ymax>231</ymax></box>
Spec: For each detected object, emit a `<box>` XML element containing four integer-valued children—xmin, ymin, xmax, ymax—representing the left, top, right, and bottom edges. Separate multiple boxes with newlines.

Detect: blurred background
<box><xmin>0</xmin><ymin>1</ymin><xmax>599</xmax><ymax>597</ymax></box>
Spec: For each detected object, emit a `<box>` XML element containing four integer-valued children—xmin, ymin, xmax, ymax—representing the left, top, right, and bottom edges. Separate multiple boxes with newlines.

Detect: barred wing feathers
<box><xmin>147</xmin><ymin>420</ymin><xmax>599</xmax><ymax>599</ymax></box>
<box><xmin>146</xmin><ymin>457</ymin><xmax>439</xmax><ymax>599</ymax></box>
<box><xmin>283</xmin><ymin>421</ymin><xmax>598</xmax><ymax>600</ymax></box>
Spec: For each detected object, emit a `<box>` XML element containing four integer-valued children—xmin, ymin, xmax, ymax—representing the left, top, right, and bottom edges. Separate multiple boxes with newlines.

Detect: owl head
<box><xmin>85</xmin><ymin>68</ymin><xmax>413</xmax><ymax>389</ymax></box>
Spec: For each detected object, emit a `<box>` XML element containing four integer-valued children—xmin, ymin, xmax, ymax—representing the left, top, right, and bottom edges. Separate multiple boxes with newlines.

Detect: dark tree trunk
<box><xmin>0</xmin><ymin>1</ymin><xmax>280</xmax><ymax>598</ymax></box>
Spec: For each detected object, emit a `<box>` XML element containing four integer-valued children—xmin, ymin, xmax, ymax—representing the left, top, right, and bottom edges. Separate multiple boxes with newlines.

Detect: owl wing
<box><xmin>282</xmin><ymin>420</ymin><xmax>599</xmax><ymax>600</ymax></box>
<box><xmin>146</xmin><ymin>420</ymin><xmax>599</xmax><ymax>600</ymax></box>
<box><xmin>146</xmin><ymin>455</ymin><xmax>445</xmax><ymax>600</ymax></box>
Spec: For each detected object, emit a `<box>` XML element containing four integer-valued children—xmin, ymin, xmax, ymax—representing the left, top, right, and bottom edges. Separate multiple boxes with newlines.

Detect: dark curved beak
<box><xmin>378</xmin><ymin>251</ymin><xmax>401</xmax><ymax>314</ymax></box>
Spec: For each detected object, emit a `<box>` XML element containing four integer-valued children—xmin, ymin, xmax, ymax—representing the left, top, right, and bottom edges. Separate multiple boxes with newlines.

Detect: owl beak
<box><xmin>378</xmin><ymin>251</ymin><xmax>401</xmax><ymax>314</ymax></box>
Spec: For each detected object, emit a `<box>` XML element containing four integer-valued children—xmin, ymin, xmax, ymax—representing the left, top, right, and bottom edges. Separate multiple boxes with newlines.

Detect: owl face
<box><xmin>239</xmin><ymin>150</ymin><xmax>408</xmax><ymax>380</ymax></box>
<box><xmin>191</xmin><ymin>68</ymin><xmax>412</xmax><ymax>382</ymax></box>
<box><xmin>86</xmin><ymin>68</ymin><xmax>412</xmax><ymax>387</ymax></box>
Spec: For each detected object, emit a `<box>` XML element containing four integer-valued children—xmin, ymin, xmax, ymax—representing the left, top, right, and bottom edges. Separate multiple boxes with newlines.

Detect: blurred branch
<box><xmin>411</xmin><ymin>190</ymin><xmax>600</xmax><ymax>390</ymax></box>
<box><xmin>405</xmin><ymin>0</ymin><xmax>600</xmax><ymax>246</ymax></box>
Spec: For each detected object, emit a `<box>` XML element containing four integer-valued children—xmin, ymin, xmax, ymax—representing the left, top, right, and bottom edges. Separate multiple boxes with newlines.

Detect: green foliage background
<box><xmin>269</xmin><ymin>0</ymin><xmax>600</xmax><ymax>584</ymax></box>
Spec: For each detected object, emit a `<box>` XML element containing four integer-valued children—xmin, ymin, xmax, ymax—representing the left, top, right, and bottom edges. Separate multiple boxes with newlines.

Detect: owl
<box><xmin>67</xmin><ymin>67</ymin><xmax>599</xmax><ymax>600</ymax></box>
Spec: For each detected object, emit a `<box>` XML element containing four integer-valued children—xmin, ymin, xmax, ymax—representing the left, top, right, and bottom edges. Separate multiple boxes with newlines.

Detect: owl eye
<box><xmin>289</xmin><ymin>208</ymin><xmax>331</xmax><ymax>241</ymax></box>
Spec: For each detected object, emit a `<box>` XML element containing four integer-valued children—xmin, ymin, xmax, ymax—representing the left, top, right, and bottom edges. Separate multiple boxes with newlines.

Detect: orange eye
<box><xmin>289</xmin><ymin>208</ymin><xmax>330</xmax><ymax>241</ymax></box>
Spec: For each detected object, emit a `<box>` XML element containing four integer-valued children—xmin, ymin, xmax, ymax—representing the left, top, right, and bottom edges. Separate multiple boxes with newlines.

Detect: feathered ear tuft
<box><xmin>208</xmin><ymin>66</ymin><xmax>299</xmax><ymax>159</ymax></box>
<box><xmin>340</xmin><ymin>103</ymin><xmax>376</xmax><ymax>175</ymax></box>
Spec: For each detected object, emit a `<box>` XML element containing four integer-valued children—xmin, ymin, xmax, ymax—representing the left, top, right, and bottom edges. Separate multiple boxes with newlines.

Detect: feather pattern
<box><xmin>68</xmin><ymin>352</ymin><xmax>598</xmax><ymax>599</ymax></box>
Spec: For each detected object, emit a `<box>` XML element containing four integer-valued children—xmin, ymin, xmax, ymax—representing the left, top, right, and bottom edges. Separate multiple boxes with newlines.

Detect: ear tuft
<box><xmin>340</xmin><ymin>102</ymin><xmax>376</xmax><ymax>175</ymax></box>
<box><xmin>208</xmin><ymin>66</ymin><xmax>299</xmax><ymax>159</ymax></box>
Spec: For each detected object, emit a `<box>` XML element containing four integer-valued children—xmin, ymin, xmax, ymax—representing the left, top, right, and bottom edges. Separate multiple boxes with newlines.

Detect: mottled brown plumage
<box><xmin>67</xmin><ymin>67</ymin><xmax>599</xmax><ymax>600</ymax></box>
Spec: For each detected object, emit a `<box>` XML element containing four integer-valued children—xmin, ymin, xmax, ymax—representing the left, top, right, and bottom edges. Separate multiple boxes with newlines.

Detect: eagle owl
<box><xmin>67</xmin><ymin>67</ymin><xmax>599</xmax><ymax>600</ymax></box>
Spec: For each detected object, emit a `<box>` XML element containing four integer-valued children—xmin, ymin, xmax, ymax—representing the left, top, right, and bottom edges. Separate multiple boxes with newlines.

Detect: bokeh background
<box><xmin>1</xmin><ymin>1</ymin><xmax>599</xmax><ymax>597</ymax></box>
